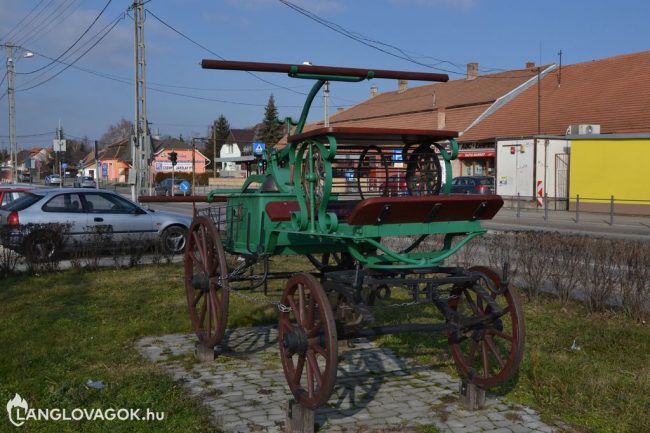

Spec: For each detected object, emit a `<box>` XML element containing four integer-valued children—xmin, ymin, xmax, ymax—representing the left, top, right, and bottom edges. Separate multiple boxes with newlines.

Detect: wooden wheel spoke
<box><xmin>293</xmin><ymin>355</ymin><xmax>305</xmax><ymax>383</ymax></box>
<box><xmin>311</xmin><ymin>341</ymin><xmax>328</xmax><ymax>357</ymax></box>
<box><xmin>288</xmin><ymin>298</ymin><xmax>300</xmax><ymax>323</ymax></box>
<box><xmin>307</xmin><ymin>320</ymin><xmax>322</xmax><ymax>338</ymax></box>
<box><xmin>192</xmin><ymin>290</ymin><xmax>204</xmax><ymax>307</ymax></box>
<box><xmin>485</xmin><ymin>335</ymin><xmax>506</xmax><ymax>369</ymax></box>
<box><xmin>298</xmin><ymin>284</ymin><xmax>306</xmax><ymax>327</ymax></box>
<box><xmin>306</xmin><ymin>362</ymin><xmax>314</xmax><ymax>398</ymax></box>
<box><xmin>489</xmin><ymin>328</ymin><xmax>513</xmax><ymax>342</ymax></box>
<box><xmin>464</xmin><ymin>290</ymin><xmax>480</xmax><ymax>314</ymax></box>
<box><xmin>481</xmin><ymin>340</ymin><xmax>490</xmax><ymax>378</ymax></box>
<box><xmin>306</xmin><ymin>352</ymin><xmax>324</xmax><ymax>387</ymax></box>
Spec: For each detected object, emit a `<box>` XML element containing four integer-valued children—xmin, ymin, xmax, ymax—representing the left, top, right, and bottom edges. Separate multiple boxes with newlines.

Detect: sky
<box><xmin>0</xmin><ymin>0</ymin><xmax>649</xmax><ymax>150</ymax></box>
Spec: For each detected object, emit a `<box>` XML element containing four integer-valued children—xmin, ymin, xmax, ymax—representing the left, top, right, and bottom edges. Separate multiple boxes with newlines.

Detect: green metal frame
<box><xmin>207</xmin><ymin>70</ymin><xmax>483</xmax><ymax>269</ymax></box>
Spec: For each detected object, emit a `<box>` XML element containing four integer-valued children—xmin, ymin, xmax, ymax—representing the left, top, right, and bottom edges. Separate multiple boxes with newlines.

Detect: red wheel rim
<box><xmin>447</xmin><ymin>266</ymin><xmax>525</xmax><ymax>388</ymax></box>
<box><xmin>184</xmin><ymin>216</ymin><xmax>229</xmax><ymax>348</ymax></box>
<box><xmin>278</xmin><ymin>273</ymin><xmax>338</xmax><ymax>409</ymax></box>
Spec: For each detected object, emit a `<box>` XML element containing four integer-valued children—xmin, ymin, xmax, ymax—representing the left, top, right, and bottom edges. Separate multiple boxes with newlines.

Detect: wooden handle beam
<box><xmin>201</xmin><ymin>59</ymin><xmax>448</xmax><ymax>82</ymax></box>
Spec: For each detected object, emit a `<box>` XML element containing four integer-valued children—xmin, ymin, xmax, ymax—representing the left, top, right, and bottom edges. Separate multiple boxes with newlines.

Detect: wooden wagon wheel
<box><xmin>447</xmin><ymin>266</ymin><xmax>525</xmax><ymax>388</ymax></box>
<box><xmin>405</xmin><ymin>143</ymin><xmax>442</xmax><ymax>196</ymax></box>
<box><xmin>356</xmin><ymin>145</ymin><xmax>388</xmax><ymax>199</ymax></box>
<box><xmin>278</xmin><ymin>273</ymin><xmax>338</xmax><ymax>409</ymax></box>
<box><xmin>184</xmin><ymin>216</ymin><xmax>230</xmax><ymax>348</ymax></box>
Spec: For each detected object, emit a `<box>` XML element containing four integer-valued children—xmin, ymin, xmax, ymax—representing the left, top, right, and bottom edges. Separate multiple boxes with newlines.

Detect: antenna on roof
<box><xmin>557</xmin><ymin>49</ymin><xmax>563</xmax><ymax>87</ymax></box>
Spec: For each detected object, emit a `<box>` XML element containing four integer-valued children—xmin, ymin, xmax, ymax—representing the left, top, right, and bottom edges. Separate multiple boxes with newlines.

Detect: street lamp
<box><xmin>4</xmin><ymin>43</ymin><xmax>34</xmax><ymax>183</ymax></box>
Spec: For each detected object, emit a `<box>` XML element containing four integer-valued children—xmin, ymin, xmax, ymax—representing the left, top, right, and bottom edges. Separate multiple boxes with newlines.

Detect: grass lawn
<box><xmin>1</xmin><ymin>261</ymin><xmax>648</xmax><ymax>432</ymax></box>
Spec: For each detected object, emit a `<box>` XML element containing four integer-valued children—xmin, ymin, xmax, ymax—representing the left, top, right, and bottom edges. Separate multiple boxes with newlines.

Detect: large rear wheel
<box><xmin>278</xmin><ymin>273</ymin><xmax>338</xmax><ymax>409</ymax></box>
<box><xmin>447</xmin><ymin>266</ymin><xmax>525</xmax><ymax>388</ymax></box>
<box><xmin>184</xmin><ymin>216</ymin><xmax>229</xmax><ymax>348</ymax></box>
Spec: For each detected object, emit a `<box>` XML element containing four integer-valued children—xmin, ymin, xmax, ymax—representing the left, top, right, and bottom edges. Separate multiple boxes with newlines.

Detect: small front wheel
<box><xmin>279</xmin><ymin>273</ymin><xmax>338</xmax><ymax>409</ymax></box>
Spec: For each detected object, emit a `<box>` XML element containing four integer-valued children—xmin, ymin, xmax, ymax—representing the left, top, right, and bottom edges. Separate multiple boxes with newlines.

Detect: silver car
<box><xmin>0</xmin><ymin>188</ymin><xmax>191</xmax><ymax>259</ymax></box>
<box><xmin>73</xmin><ymin>176</ymin><xmax>97</xmax><ymax>188</ymax></box>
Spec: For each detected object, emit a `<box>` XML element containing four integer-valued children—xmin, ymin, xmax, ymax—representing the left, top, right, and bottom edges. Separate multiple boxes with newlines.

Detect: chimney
<box><xmin>526</xmin><ymin>62</ymin><xmax>536</xmax><ymax>69</ymax></box>
<box><xmin>398</xmin><ymin>79</ymin><xmax>408</xmax><ymax>93</ymax></box>
<box><xmin>437</xmin><ymin>108</ymin><xmax>446</xmax><ymax>130</ymax></box>
<box><xmin>466</xmin><ymin>62</ymin><xmax>478</xmax><ymax>80</ymax></box>
<box><xmin>370</xmin><ymin>85</ymin><xmax>378</xmax><ymax>97</ymax></box>
<box><xmin>336</xmin><ymin>107</ymin><xmax>344</xmax><ymax>113</ymax></box>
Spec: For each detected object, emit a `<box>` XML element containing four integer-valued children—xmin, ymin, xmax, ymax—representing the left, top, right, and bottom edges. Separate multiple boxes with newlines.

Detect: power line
<box><xmin>20</xmin><ymin>0</ymin><xmax>83</xmax><ymax>48</ymax></box>
<box><xmin>1</xmin><ymin>0</ymin><xmax>47</xmax><ymax>42</ymax></box>
<box><xmin>16</xmin><ymin>15</ymin><xmax>124</xmax><ymax>92</ymax></box>
<box><xmin>278</xmin><ymin>0</ymin><xmax>535</xmax><ymax>79</ymax></box>
<box><xmin>17</xmin><ymin>0</ymin><xmax>114</xmax><ymax>76</ymax></box>
<box><xmin>144</xmin><ymin>8</ymin><xmax>308</xmax><ymax>97</ymax></box>
<box><xmin>9</xmin><ymin>0</ymin><xmax>58</xmax><ymax>45</ymax></box>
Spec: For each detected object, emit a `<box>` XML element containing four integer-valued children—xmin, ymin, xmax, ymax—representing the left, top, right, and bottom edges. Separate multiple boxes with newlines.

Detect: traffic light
<box><xmin>168</xmin><ymin>151</ymin><xmax>178</xmax><ymax>167</ymax></box>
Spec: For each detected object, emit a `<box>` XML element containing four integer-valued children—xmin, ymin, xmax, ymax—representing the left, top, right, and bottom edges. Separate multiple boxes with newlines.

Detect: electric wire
<box><xmin>17</xmin><ymin>0</ymin><xmax>114</xmax><ymax>76</ymax></box>
<box><xmin>144</xmin><ymin>8</ymin><xmax>308</xmax><ymax>97</ymax></box>
<box><xmin>1</xmin><ymin>0</ymin><xmax>47</xmax><ymax>42</ymax></box>
<box><xmin>20</xmin><ymin>0</ymin><xmax>83</xmax><ymax>48</ymax></box>
<box><xmin>278</xmin><ymin>0</ymin><xmax>537</xmax><ymax>79</ymax></box>
<box><xmin>8</xmin><ymin>0</ymin><xmax>57</xmax><ymax>46</ymax></box>
<box><xmin>17</xmin><ymin>14</ymin><xmax>124</xmax><ymax>92</ymax></box>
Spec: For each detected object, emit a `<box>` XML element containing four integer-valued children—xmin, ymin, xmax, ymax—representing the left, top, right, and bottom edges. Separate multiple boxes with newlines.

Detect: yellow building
<box><xmin>570</xmin><ymin>135</ymin><xmax>650</xmax><ymax>215</ymax></box>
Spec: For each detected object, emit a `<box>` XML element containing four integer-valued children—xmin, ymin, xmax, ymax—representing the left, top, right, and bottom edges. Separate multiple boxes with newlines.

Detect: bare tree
<box><xmin>99</xmin><ymin>118</ymin><xmax>134</xmax><ymax>147</ymax></box>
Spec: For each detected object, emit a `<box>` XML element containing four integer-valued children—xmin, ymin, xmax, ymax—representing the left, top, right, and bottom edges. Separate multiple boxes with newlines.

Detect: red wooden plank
<box><xmin>288</xmin><ymin>127</ymin><xmax>458</xmax><ymax>146</ymax></box>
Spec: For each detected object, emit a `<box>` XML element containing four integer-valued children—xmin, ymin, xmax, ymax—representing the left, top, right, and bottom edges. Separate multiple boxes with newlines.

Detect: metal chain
<box><xmin>218</xmin><ymin>278</ymin><xmax>292</xmax><ymax>313</ymax></box>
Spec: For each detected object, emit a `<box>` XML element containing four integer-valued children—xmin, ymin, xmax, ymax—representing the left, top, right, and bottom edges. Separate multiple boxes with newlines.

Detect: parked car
<box><xmin>74</xmin><ymin>176</ymin><xmax>97</xmax><ymax>188</ymax></box>
<box><xmin>0</xmin><ymin>188</ymin><xmax>191</xmax><ymax>259</ymax></box>
<box><xmin>0</xmin><ymin>185</ymin><xmax>33</xmax><ymax>208</ymax></box>
<box><xmin>450</xmin><ymin>176</ymin><xmax>495</xmax><ymax>194</ymax></box>
<box><xmin>379</xmin><ymin>175</ymin><xmax>408</xmax><ymax>196</ymax></box>
<box><xmin>44</xmin><ymin>174</ymin><xmax>62</xmax><ymax>186</ymax></box>
<box><xmin>18</xmin><ymin>172</ymin><xmax>32</xmax><ymax>183</ymax></box>
<box><xmin>155</xmin><ymin>178</ymin><xmax>191</xmax><ymax>196</ymax></box>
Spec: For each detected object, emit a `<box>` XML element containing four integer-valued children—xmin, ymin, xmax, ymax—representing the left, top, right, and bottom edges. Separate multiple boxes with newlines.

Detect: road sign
<box><xmin>61</xmin><ymin>163</ymin><xmax>68</xmax><ymax>169</ymax></box>
<box><xmin>101</xmin><ymin>163</ymin><xmax>108</xmax><ymax>178</ymax></box>
<box><xmin>253</xmin><ymin>142</ymin><xmax>265</xmax><ymax>155</ymax></box>
<box><xmin>392</xmin><ymin>149</ymin><xmax>403</xmax><ymax>161</ymax></box>
<box><xmin>53</xmin><ymin>139</ymin><xmax>66</xmax><ymax>152</ymax></box>
<box><xmin>179</xmin><ymin>180</ymin><xmax>191</xmax><ymax>192</ymax></box>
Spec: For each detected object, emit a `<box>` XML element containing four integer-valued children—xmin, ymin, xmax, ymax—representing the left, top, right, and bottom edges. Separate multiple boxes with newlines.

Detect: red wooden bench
<box><xmin>265</xmin><ymin>195</ymin><xmax>503</xmax><ymax>225</ymax></box>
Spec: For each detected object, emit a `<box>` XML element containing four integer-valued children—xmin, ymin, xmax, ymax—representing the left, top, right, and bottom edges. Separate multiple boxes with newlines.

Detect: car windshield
<box><xmin>1</xmin><ymin>192</ymin><xmax>43</xmax><ymax>211</ymax></box>
<box><xmin>478</xmin><ymin>178</ymin><xmax>494</xmax><ymax>185</ymax></box>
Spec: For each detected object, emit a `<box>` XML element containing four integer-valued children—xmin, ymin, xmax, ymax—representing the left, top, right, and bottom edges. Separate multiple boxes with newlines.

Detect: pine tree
<box><xmin>205</xmin><ymin>114</ymin><xmax>231</xmax><ymax>161</ymax></box>
<box><xmin>255</xmin><ymin>94</ymin><xmax>284</xmax><ymax>146</ymax></box>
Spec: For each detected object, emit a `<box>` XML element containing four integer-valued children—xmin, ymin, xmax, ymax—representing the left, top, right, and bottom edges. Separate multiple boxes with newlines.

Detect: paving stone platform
<box><xmin>137</xmin><ymin>327</ymin><xmax>559</xmax><ymax>433</ymax></box>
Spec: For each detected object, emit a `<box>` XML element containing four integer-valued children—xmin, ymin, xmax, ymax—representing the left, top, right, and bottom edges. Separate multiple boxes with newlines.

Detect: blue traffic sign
<box><xmin>61</xmin><ymin>163</ymin><xmax>68</xmax><ymax>169</ymax></box>
<box><xmin>101</xmin><ymin>163</ymin><xmax>108</xmax><ymax>178</ymax></box>
<box><xmin>392</xmin><ymin>149</ymin><xmax>403</xmax><ymax>161</ymax></box>
<box><xmin>253</xmin><ymin>142</ymin><xmax>265</xmax><ymax>155</ymax></box>
<box><xmin>179</xmin><ymin>180</ymin><xmax>191</xmax><ymax>192</ymax></box>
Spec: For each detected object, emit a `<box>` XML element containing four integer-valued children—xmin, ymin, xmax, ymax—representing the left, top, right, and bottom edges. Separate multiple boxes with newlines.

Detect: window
<box><xmin>83</xmin><ymin>193</ymin><xmax>140</xmax><ymax>214</ymax></box>
<box><xmin>43</xmin><ymin>193</ymin><xmax>84</xmax><ymax>213</ymax></box>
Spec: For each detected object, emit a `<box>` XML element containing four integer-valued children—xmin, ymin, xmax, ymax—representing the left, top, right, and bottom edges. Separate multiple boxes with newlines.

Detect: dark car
<box><xmin>379</xmin><ymin>175</ymin><xmax>408</xmax><ymax>196</ymax></box>
<box><xmin>155</xmin><ymin>178</ymin><xmax>191</xmax><ymax>196</ymax></box>
<box><xmin>18</xmin><ymin>172</ymin><xmax>32</xmax><ymax>183</ymax></box>
<box><xmin>450</xmin><ymin>176</ymin><xmax>495</xmax><ymax>194</ymax></box>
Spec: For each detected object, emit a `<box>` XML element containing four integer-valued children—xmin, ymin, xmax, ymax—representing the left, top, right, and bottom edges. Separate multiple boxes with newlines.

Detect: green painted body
<box><xmin>207</xmin><ymin>73</ymin><xmax>484</xmax><ymax>269</ymax></box>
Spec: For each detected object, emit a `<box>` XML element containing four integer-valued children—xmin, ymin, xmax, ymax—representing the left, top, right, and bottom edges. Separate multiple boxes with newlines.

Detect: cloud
<box><xmin>389</xmin><ymin>0</ymin><xmax>477</xmax><ymax>12</ymax></box>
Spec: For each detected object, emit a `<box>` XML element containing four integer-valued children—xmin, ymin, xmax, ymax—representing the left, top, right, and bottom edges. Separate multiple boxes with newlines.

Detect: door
<box><xmin>40</xmin><ymin>193</ymin><xmax>88</xmax><ymax>247</ymax></box>
<box><xmin>81</xmin><ymin>192</ymin><xmax>155</xmax><ymax>246</ymax></box>
<box><xmin>555</xmin><ymin>153</ymin><xmax>569</xmax><ymax>210</ymax></box>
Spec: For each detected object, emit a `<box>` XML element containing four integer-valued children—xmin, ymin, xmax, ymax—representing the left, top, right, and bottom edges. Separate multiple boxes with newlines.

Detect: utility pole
<box><xmin>5</xmin><ymin>43</ymin><xmax>17</xmax><ymax>183</ymax></box>
<box><xmin>212</xmin><ymin>122</ymin><xmax>217</xmax><ymax>178</ymax></box>
<box><xmin>557</xmin><ymin>50</ymin><xmax>563</xmax><ymax>87</ymax></box>
<box><xmin>132</xmin><ymin>0</ymin><xmax>149</xmax><ymax>200</ymax></box>
<box><xmin>323</xmin><ymin>81</ymin><xmax>330</xmax><ymax>127</ymax></box>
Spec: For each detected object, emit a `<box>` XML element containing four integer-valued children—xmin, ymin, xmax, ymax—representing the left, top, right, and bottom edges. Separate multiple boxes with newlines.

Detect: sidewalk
<box><xmin>486</xmin><ymin>207</ymin><xmax>650</xmax><ymax>240</ymax></box>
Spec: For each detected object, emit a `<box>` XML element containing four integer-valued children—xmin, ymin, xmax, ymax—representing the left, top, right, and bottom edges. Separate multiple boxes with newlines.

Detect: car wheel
<box><xmin>160</xmin><ymin>225</ymin><xmax>187</xmax><ymax>254</ymax></box>
<box><xmin>24</xmin><ymin>230</ymin><xmax>61</xmax><ymax>262</ymax></box>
